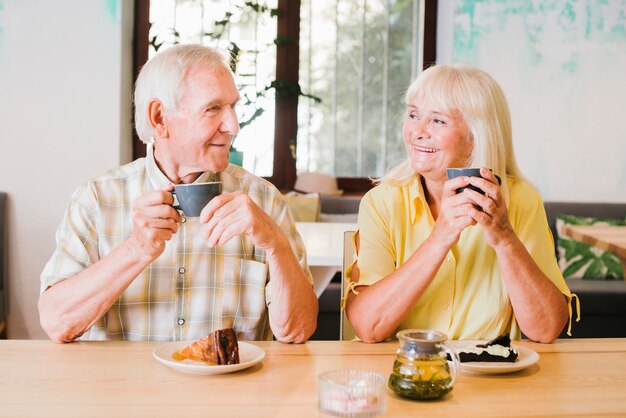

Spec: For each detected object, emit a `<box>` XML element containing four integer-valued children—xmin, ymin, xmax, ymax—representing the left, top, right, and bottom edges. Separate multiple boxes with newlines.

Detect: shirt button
<box><xmin>444</xmin><ymin>303</ymin><xmax>451</xmax><ymax>311</ymax></box>
<box><xmin>178</xmin><ymin>267</ymin><xmax>186</xmax><ymax>274</ymax></box>
<box><xmin>178</xmin><ymin>318</ymin><xmax>185</xmax><ymax>325</ymax></box>
<box><xmin>181</xmin><ymin>217</ymin><xmax>186</xmax><ymax>223</ymax></box>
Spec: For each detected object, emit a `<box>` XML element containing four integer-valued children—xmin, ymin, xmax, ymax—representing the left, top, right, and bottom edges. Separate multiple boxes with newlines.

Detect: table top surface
<box><xmin>562</xmin><ymin>224</ymin><xmax>626</xmax><ymax>259</ymax></box>
<box><xmin>296</xmin><ymin>222</ymin><xmax>357</xmax><ymax>266</ymax></box>
<box><xmin>1</xmin><ymin>338</ymin><xmax>625</xmax><ymax>417</ymax></box>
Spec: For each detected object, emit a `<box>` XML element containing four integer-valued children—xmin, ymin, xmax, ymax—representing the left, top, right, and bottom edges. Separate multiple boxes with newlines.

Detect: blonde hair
<box><xmin>378</xmin><ymin>64</ymin><xmax>523</xmax><ymax>188</ymax></box>
<box><xmin>134</xmin><ymin>44</ymin><xmax>231</xmax><ymax>144</ymax></box>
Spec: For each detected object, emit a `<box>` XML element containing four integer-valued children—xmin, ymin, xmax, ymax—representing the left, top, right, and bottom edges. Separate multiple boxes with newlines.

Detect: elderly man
<box><xmin>39</xmin><ymin>44</ymin><xmax>318</xmax><ymax>343</ymax></box>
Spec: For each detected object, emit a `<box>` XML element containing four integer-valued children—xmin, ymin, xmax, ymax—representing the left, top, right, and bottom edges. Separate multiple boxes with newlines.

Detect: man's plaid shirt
<box><xmin>41</xmin><ymin>145</ymin><xmax>312</xmax><ymax>341</ymax></box>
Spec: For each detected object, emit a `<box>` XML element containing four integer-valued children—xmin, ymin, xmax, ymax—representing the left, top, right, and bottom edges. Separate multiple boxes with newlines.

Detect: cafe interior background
<box><xmin>0</xmin><ymin>0</ymin><xmax>624</xmax><ymax>340</ymax></box>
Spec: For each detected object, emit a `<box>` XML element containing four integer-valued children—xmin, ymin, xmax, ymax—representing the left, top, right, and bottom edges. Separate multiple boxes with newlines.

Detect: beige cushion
<box><xmin>283</xmin><ymin>192</ymin><xmax>321</xmax><ymax>222</ymax></box>
<box><xmin>294</xmin><ymin>172</ymin><xmax>343</xmax><ymax>196</ymax></box>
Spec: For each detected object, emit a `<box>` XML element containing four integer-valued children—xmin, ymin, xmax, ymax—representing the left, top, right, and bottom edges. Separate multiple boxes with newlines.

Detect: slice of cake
<box><xmin>456</xmin><ymin>333</ymin><xmax>518</xmax><ymax>363</ymax></box>
<box><xmin>172</xmin><ymin>328</ymin><xmax>240</xmax><ymax>365</ymax></box>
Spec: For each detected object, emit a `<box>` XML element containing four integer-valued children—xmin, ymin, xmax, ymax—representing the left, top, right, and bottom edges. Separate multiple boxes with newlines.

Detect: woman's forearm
<box><xmin>495</xmin><ymin>237</ymin><xmax>569</xmax><ymax>343</ymax></box>
<box><xmin>346</xmin><ymin>235</ymin><xmax>450</xmax><ymax>342</ymax></box>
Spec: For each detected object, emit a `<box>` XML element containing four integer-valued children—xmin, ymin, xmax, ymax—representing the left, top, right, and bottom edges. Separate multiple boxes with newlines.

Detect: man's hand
<box><xmin>199</xmin><ymin>191</ymin><xmax>284</xmax><ymax>250</ymax></box>
<box><xmin>129</xmin><ymin>185</ymin><xmax>182</xmax><ymax>261</ymax></box>
<box><xmin>200</xmin><ymin>191</ymin><xmax>318</xmax><ymax>342</ymax></box>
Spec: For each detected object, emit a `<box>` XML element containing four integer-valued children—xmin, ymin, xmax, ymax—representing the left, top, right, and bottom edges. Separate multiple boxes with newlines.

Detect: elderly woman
<box><xmin>345</xmin><ymin>64</ymin><xmax>575</xmax><ymax>343</ymax></box>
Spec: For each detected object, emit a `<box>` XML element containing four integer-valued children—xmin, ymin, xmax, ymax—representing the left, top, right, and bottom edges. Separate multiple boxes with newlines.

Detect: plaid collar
<box><xmin>145</xmin><ymin>144</ymin><xmax>218</xmax><ymax>190</ymax></box>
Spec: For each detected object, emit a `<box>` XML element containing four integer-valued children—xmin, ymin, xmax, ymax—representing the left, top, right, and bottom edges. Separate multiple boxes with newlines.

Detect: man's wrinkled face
<box><xmin>162</xmin><ymin>63</ymin><xmax>241</xmax><ymax>175</ymax></box>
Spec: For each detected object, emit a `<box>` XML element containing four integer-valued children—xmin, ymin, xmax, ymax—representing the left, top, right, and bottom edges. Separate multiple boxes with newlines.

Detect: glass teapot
<box><xmin>388</xmin><ymin>329</ymin><xmax>460</xmax><ymax>400</ymax></box>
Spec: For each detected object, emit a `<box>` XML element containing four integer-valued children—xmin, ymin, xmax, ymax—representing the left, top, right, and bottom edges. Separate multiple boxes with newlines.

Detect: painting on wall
<box><xmin>443</xmin><ymin>0</ymin><xmax>626</xmax><ymax>201</ymax></box>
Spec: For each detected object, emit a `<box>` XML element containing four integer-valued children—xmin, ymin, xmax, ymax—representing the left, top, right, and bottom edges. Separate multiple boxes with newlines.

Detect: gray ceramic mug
<box><xmin>172</xmin><ymin>182</ymin><xmax>222</xmax><ymax>217</ymax></box>
<box><xmin>446</xmin><ymin>168</ymin><xmax>501</xmax><ymax>195</ymax></box>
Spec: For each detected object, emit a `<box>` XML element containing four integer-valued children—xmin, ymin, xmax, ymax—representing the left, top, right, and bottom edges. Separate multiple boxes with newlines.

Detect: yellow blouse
<box><xmin>346</xmin><ymin>175</ymin><xmax>576</xmax><ymax>340</ymax></box>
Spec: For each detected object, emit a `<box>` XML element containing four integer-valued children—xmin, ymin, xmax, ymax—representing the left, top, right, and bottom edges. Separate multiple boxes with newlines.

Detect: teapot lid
<box><xmin>396</xmin><ymin>329</ymin><xmax>448</xmax><ymax>354</ymax></box>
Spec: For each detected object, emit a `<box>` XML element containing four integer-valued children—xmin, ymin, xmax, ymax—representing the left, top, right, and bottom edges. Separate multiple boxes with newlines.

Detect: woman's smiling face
<box><xmin>403</xmin><ymin>97</ymin><xmax>473</xmax><ymax>184</ymax></box>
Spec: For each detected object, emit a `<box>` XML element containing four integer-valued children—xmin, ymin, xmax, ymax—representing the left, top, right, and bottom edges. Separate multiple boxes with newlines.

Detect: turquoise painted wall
<box><xmin>445</xmin><ymin>0</ymin><xmax>626</xmax><ymax>202</ymax></box>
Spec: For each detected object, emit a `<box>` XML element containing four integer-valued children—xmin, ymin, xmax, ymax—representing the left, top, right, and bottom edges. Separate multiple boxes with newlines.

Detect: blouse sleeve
<box><xmin>345</xmin><ymin>188</ymin><xmax>397</xmax><ymax>287</ymax></box>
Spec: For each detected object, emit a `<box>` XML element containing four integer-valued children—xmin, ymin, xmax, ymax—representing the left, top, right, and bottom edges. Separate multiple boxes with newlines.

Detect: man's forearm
<box><xmin>266</xmin><ymin>237</ymin><xmax>318</xmax><ymax>343</ymax></box>
<box><xmin>38</xmin><ymin>239</ymin><xmax>154</xmax><ymax>343</ymax></box>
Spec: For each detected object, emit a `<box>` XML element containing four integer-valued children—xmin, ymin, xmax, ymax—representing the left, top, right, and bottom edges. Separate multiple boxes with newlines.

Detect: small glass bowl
<box><xmin>318</xmin><ymin>369</ymin><xmax>387</xmax><ymax>418</ymax></box>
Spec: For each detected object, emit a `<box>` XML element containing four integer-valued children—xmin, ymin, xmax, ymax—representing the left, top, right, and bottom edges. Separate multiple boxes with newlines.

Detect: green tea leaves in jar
<box><xmin>388</xmin><ymin>356</ymin><xmax>453</xmax><ymax>399</ymax></box>
<box><xmin>388</xmin><ymin>329</ymin><xmax>459</xmax><ymax>400</ymax></box>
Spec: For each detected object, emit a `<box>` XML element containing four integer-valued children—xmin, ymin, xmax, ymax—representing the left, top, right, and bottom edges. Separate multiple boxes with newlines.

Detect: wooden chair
<box><xmin>340</xmin><ymin>231</ymin><xmax>357</xmax><ymax>341</ymax></box>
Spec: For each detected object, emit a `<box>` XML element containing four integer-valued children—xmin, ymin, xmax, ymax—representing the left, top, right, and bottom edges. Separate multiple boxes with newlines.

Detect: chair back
<box><xmin>340</xmin><ymin>231</ymin><xmax>357</xmax><ymax>341</ymax></box>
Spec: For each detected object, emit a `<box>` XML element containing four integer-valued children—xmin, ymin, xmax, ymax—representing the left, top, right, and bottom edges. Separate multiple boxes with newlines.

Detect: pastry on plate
<box><xmin>172</xmin><ymin>328</ymin><xmax>240</xmax><ymax>365</ymax></box>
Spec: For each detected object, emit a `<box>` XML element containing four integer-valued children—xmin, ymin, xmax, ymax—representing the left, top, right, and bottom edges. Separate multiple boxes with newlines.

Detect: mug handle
<box><xmin>445</xmin><ymin>344</ymin><xmax>460</xmax><ymax>387</ymax></box>
<box><xmin>170</xmin><ymin>190</ymin><xmax>180</xmax><ymax>211</ymax></box>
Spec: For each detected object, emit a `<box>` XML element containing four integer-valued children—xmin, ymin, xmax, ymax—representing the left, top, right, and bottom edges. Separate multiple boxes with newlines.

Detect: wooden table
<box><xmin>296</xmin><ymin>222</ymin><xmax>357</xmax><ymax>297</ymax></box>
<box><xmin>562</xmin><ymin>224</ymin><xmax>626</xmax><ymax>273</ymax></box>
<box><xmin>1</xmin><ymin>338</ymin><xmax>625</xmax><ymax>417</ymax></box>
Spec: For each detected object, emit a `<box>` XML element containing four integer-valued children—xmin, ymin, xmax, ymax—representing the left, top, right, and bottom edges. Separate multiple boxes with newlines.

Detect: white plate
<box><xmin>452</xmin><ymin>343</ymin><xmax>540</xmax><ymax>375</ymax></box>
<box><xmin>153</xmin><ymin>341</ymin><xmax>265</xmax><ymax>375</ymax></box>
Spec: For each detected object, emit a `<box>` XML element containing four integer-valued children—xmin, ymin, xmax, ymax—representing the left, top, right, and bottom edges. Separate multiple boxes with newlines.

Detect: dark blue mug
<box><xmin>172</xmin><ymin>182</ymin><xmax>222</xmax><ymax>217</ymax></box>
<box><xmin>446</xmin><ymin>168</ymin><xmax>501</xmax><ymax>195</ymax></box>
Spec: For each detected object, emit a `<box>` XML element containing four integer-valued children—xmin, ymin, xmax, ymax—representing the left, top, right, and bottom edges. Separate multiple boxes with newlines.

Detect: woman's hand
<box><xmin>430</xmin><ymin>176</ymin><xmax>479</xmax><ymax>248</ymax></box>
<box><xmin>461</xmin><ymin>167</ymin><xmax>516</xmax><ymax>250</ymax></box>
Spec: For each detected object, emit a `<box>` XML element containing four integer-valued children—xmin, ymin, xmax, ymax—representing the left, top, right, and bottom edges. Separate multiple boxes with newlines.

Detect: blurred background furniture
<box><xmin>294</xmin><ymin>172</ymin><xmax>343</xmax><ymax>196</ymax></box>
<box><xmin>561</xmin><ymin>224</ymin><xmax>626</xmax><ymax>273</ymax></box>
<box><xmin>295</xmin><ymin>222</ymin><xmax>356</xmax><ymax>297</ymax></box>
<box><xmin>319</xmin><ymin>195</ymin><xmax>360</xmax><ymax>223</ymax></box>
<box><xmin>0</xmin><ymin>192</ymin><xmax>7</xmax><ymax>339</ymax></box>
<box><xmin>558</xmin><ymin>280</ymin><xmax>626</xmax><ymax>338</ymax></box>
<box><xmin>545</xmin><ymin>202</ymin><xmax>626</xmax><ymax>338</ymax></box>
<box><xmin>283</xmin><ymin>192</ymin><xmax>321</xmax><ymax>222</ymax></box>
<box><xmin>543</xmin><ymin>202</ymin><xmax>626</xmax><ymax>263</ymax></box>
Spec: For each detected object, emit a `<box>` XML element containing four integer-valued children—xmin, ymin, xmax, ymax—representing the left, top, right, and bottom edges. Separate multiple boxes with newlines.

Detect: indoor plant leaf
<box><xmin>582</xmin><ymin>258</ymin><xmax>604</xmax><ymax>279</ymax></box>
<box><xmin>562</xmin><ymin>257</ymin><xmax>592</xmax><ymax>278</ymax></box>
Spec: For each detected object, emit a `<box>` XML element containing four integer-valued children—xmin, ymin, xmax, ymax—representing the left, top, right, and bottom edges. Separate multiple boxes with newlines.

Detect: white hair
<box><xmin>134</xmin><ymin>44</ymin><xmax>231</xmax><ymax>144</ymax></box>
<box><xmin>378</xmin><ymin>63</ymin><xmax>523</xmax><ymax>188</ymax></box>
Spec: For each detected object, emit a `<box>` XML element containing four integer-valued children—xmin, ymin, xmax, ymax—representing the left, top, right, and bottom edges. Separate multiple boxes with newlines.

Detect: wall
<box><xmin>0</xmin><ymin>0</ymin><xmax>134</xmax><ymax>338</ymax></box>
<box><xmin>437</xmin><ymin>0</ymin><xmax>626</xmax><ymax>203</ymax></box>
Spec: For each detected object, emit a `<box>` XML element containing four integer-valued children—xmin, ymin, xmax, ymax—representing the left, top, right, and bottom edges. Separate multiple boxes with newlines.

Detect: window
<box><xmin>133</xmin><ymin>0</ymin><xmax>436</xmax><ymax>192</ymax></box>
<box><xmin>299</xmin><ymin>0</ymin><xmax>424</xmax><ymax>179</ymax></box>
<box><xmin>144</xmin><ymin>0</ymin><xmax>279</xmax><ymax>177</ymax></box>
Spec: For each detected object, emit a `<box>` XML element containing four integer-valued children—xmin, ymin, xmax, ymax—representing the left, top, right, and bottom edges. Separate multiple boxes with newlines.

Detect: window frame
<box><xmin>132</xmin><ymin>0</ymin><xmax>437</xmax><ymax>194</ymax></box>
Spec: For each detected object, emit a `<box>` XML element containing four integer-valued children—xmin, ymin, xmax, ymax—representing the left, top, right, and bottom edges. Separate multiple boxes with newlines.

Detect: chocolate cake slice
<box><xmin>456</xmin><ymin>333</ymin><xmax>518</xmax><ymax>363</ymax></box>
<box><xmin>172</xmin><ymin>328</ymin><xmax>240</xmax><ymax>365</ymax></box>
